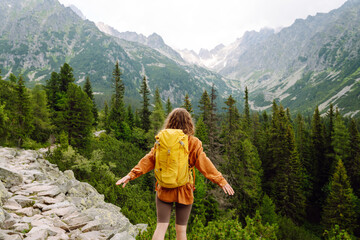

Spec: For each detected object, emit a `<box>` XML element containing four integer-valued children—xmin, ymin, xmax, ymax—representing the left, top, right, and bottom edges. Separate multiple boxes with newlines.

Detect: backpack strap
<box><xmin>179</xmin><ymin>140</ymin><xmax>189</xmax><ymax>154</ymax></box>
<box><xmin>180</xmin><ymin>138</ymin><xmax>195</xmax><ymax>190</ymax></box>
<box><xmin>192</xmin><ymin>167</ymin><xmax>196</xmax><ymax>191</ymax></box>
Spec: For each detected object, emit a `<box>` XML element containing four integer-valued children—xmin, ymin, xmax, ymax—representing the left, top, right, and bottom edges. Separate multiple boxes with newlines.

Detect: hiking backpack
<box><xmin>154</xmin><ymin>129</ymin><xmax>194</xmax><ymax>188</ymax></box>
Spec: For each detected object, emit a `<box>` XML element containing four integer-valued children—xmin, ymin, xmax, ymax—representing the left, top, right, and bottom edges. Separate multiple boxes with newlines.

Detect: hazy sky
<box><xmin>58</xmin><ymin>0</ymin><xmax>347</xmax><ymax>52</ymax></box>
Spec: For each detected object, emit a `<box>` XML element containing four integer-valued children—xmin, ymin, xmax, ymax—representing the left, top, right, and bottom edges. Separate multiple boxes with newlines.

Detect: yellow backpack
<box><xmin>154</xmin><ymin>129</ymin><xmax>194</xmax><ymax>188</ymax></box>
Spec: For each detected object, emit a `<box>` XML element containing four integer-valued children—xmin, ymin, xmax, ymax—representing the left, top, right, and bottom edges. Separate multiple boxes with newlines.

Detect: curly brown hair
<box><xmin>163</xmin><ymin>108</ymin><xmax>195</xmax><ymax>135</ymax></box>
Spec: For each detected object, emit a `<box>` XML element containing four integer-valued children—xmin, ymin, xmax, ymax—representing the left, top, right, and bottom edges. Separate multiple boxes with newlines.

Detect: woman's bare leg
<box><xmin>175</xmin><ymin>224</ymin><xmax>187</xmax><ymax>240</ymax></box>
<box><xmin>152</xmin><ymin>222</ymin><xmax>169</xmax><ymax>240</ymax></box>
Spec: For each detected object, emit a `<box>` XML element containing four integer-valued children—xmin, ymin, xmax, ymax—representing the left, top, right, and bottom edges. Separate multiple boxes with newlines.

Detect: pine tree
<box><xmin>295</xmin><ymin>114</ymin><xmax>309</xmax><ymax>165</ymax></box>
<box><xmin>9</xmin><ymin>73</ymin><xmax>17</xmax><ymax>83</ymax></box>
<box><xmin>64</xmin><ymin>83</ymin><xmax>93</xmax><ymax>151</ymax></box>
<box><xmin>45</xmin><ymin>64</ymin><xmax>78</xmax><ymax>134</ymax></box>
<box><xmin>83</xmin><ymin>76</ymin><xmax>98</xmax><ymax>127</ymax></box>
<box><xmin>59</xmin><ymin>63</ymin><xmax>75</xmax><ymax>93</ymax></box>
<box><xmin>1</xmin><ymin>76</ymin><xmax>19</xmax><ymax>144</ymax></box>
<box><xmin>322</xmin><ymin>159</ymin><xmax>356</xmax><ymax>233</ymax></box>
<box><xmin>223</xmin><ymin>95</ymin><xmax>239</xmax><ymax>158</ymax></box>
<box><xmin>349</xmin><ymin>119</ymin><xmax>360</xmax><ymax>196</ymax></box>
<box><xmin>134</xmin><ymin>109</ymin><xmax>142</xmax><ymax>129</ymax></box>
<box><xmin>139</xmin><ymin>76</ymin><xmax>151</xmax><ymax>132</ymax></box>
<box><xmin>154</xmin><ymin>88</ymin><xmax>162</xmax><ymax>109</ymax></box>
<box><xmin>332</xmin><ymin>115</ymin><xmax>350</xmax><ymax>163</ymax></box>
<box><xmin>14</xmin><ymin>76</ymin><xmax>33</xmax><ymax>147</ymax></box>
<box><xmin>126</xmin><ymin>105</ymin><xmax>135</xmax><ymax>130</ymax></box>
<box><xmin>325</xmin><ymin>104</ymin><xmax>336</xmax><ymax>183</ymax></box>
<box><xmin>294</xmin><ymin>113</ymin><xmax>312</xmax><ymax>197</ymax></box>
<box><xmin>199</xmin><ymin>90</ymin><xmax>211</xmax><ymax>123</ymax></box>
<box><xmin>207</xmin><ymin>84</ymin><xmax>221</xmax><ymax>164</ymax></box>
<box><xmin>103</xmin><ymin>101</ymin><xmax>110</xmax><ymax>134</ymax></box>
<box><xmin>195</xmin><ymin>116</ymin><xmax>208</xmax><ymax>145</ymax></box>
<box><xmin>0</xmin><ymin>73</ymin><xmax>15</xmax><ymax>144</ymax></box>
<box><xmin>0</xmin><ymin>102</ymin><xmax>8</xmax><ymax>143</ymax></box>
<box><xmin>227</xmin><ymin>136</ymin><xmax>263</xmax><ymax>218</ymax></box>
<box><xmin>150</xmin><ymin>88</ymin><xmax>165</xmax><ymax>135</ymax></box>
<box><xmin>59</xmin><ymin>130</ymin><xmax>69</xmax><ymax>151</ymax></box>
<box><xmin>335</xmin><ymin>107</ymin><xmax>340</xmax><ymax>118</ymax></box>
<box><xmin>260</xmin><ymin>194</ymin><xmax>278</xmax><ymax>225</ymax></box>
<box><xmin>263</xmin><ymin>101</ymin><xmax>283</xmax><ymax>194</ymax></box>
<box><xmin>257</xmin><ymin>111</ymin><xmax>271</xmax><ymax>173</ymax></box>
<box><xmin>244</xmin><ymin>86</ymin><xmax>250</xmax><ymax>129</ymax></box>
<box><xmin>45</xmin><ymin>72</ymin><xmax>60</xmax><ymax>115</ymax></box>
<box><xmin>310</xmin><ymin>106</ymin><xmax>326</xmax><ymax>220</ymax></box>
<box><xmin>30</xmin><ymin>85</ymin><xmax>52</xmax><ymax>143</ymax></box>
<box><xmin>265</xmin><ymin>103</ymin><xmax>305</xmax><ymax>222</ymax></box>
<box><xmin>83</xmin><ymin>76</ymin><xmax>92</xmax><ymax>97</ymax></box>
<box><xmin>166</xmin><ymin>97</ymin><xmax>172</xmax><ymax>116</ymax></box>
<box><xmin>286</xmin><ymin>108</ymin><xmax>292</xmax><ymax>123</ymax></box>
<box><xmin>109</xmin><ymin>61</ymin><xmax>126</xmax><ymax>137</ymax></box>
<box><xmin>275</xmin><ymin>124</ymin><xmax>306</xmax><ymax>223</ymax></box>
<box><xmin>250</xmin><ymin>112</ymin><xmax>261</xmax><ymax>153</ymax></box>
<box><xmin>182</xmin><ymin>93</ymin><xmax>193</xmax><ymax>114</ymax></box>
<box><xmin>327</xmin><ymin>103</ymin><xmax>335</xmax><ymax>144</ymax></box>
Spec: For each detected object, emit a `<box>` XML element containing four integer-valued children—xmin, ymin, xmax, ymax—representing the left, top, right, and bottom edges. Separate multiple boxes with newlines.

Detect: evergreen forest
<box><xmin>1</xmin><ymin>62</ymin><xmax>360</xmax><ymax>240</ymax></box>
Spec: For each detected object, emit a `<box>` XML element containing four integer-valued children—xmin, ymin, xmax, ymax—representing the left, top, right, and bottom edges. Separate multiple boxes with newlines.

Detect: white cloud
<box><xmin>59</xmin><ymin>0</ymin><xmax>347</xmax><ymax>52</ymax></box>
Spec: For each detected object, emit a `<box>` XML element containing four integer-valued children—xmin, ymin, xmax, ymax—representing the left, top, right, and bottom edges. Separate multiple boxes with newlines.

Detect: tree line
<box><xmin>1</xmin><ymin>62</ymin><xmax>360</xmax><ymax>239</ymax></box>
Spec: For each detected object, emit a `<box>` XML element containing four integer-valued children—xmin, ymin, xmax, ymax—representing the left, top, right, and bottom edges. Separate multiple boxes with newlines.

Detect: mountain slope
<box><xmin>96</xmin><ymin>22</ymin><xmax>185</xmax><ymax>64</ymax></box>
<box><xmin>182</xmin><ymin>0</ymin><xmax>360</xmax><ymax>116</ymax></box>
<box><xmin>0</xmin><ymin>0</ymin><xmax>238</xmax><ymax>107</ymax></box>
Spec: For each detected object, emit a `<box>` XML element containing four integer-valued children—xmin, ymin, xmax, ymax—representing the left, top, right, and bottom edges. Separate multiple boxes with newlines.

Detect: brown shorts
<box><xmin>156</xmin><ymin>195</ymin><xmax>192</xmax><ymax>225</ymax></box>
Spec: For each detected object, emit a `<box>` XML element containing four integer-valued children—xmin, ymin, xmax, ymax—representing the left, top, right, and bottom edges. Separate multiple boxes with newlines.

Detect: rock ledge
<box><xmin>0</xmin><ymin>147</ymin><xmax>146</xmax><ymax>240</ymax></box>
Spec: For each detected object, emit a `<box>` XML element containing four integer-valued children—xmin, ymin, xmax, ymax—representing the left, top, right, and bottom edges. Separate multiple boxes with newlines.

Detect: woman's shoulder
<box><xmin>188</xmin><ymin>135</ymin><xmax>199</xmax><ymax>141</ymax></box>
<box><xmin>188</xmin><ymin>135</ymin><xmax>202</xmax><ymax>146</ymax></box>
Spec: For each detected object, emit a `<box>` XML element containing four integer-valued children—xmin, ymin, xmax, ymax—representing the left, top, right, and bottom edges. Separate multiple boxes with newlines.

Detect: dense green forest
<box><xmin>1</xmin><ymin>62</ymin><xmax>360</xmax><ymax>239</ymax></box>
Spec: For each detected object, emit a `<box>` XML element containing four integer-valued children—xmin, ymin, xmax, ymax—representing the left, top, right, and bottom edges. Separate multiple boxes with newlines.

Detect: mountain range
<box><xmin>178</xmin><ymin>0</ymin><xmax>360</xmax><ymax>117</ymax></box>
<box><xmin>0</xmin><ymin>0</ymin><xmax>238</xmax><ymax>108</ymax></box>
<box><xmin>1</xmin><ymin>0</ymin><xmax>360</xmax><ymax>117</ymax></box>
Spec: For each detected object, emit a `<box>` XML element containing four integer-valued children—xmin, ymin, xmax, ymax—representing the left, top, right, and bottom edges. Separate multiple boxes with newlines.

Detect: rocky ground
<box><xmin>0</xmin><ymin>147</ymin><xmax>146</xmax><ymax>240</ymax></box>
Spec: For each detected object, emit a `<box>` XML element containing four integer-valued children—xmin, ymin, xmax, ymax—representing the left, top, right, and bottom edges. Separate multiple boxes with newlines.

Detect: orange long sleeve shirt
<box><xmin>128</xmin><ymin>135</ymin><xmax>228</xmax><ymax>205</ymax></box>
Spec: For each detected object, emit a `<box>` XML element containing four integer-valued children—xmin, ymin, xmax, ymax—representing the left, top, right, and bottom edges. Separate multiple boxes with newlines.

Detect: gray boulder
<box><xmin>111</xmin><ymin>231</ymin><xmax>135</xmax><ymax>240</ymax></box>
<box><xmin>0</xmin><ymin>181</ymin><xmax>10</xmax><ymax>205</ymax></box>
<box><xmin>0</xmin><ymin>167</ymin><xmax>23</xmax><ymax>188</ymax></box>
<box><xmin>0</xmin><ymin>207</ymin><xmax>5</xmax><ymax>223</ymax></box>
<box><xmin>83</xmin><ymin>205</ymin><xmax>131</xmax><ymax>233</ymax></box>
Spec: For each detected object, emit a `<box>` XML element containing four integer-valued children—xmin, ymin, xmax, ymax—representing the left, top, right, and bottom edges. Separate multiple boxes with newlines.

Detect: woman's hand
<box><xmin>222</xmin><ymin>183</ymin><xmax>235</xmax><ymax>195</ymax></box>
<box><xmin>116</xmin><ymin>175</ymin><xmax>131</xmax><ymax>188</ymax></box>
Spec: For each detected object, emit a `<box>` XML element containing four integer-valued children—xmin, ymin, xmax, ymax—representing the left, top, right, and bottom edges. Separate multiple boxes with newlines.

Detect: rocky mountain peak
<box><xmin>120</xmin><ymin>31</ymin><xmax>147</xmax><ymax>44</ymax></box>
<box><xmin>210</xmin><ymin>44</ymin><xmax>225</xmax><ymax>54</ymax></box>
<box><xmin>147</xmin><ymin>32</ymin><xmax>166</xmax><ymax>48</ymax></box>
<box><xmin>241</xmin><ymin>28</ymin><xmax>275</xmax><ymax>44</ymax></box>
<box><xmin>198</xmin><ymin>48</ymin><xmax>212</xmax><ymax>59</ymax></box>
<box><xmin>148</xmin><ymin>33</ymin><xmax>164</xmax><ymax>43</ymax></box>
<box><xmin>68</xmin><ymin>4</ymin><xmax>86</xmax><ymax>20</ymax></box>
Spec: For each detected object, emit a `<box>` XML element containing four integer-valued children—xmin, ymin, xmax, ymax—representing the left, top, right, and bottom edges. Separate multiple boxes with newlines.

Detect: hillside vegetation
<box><xmin>1</xmin><ymin>63</ymin><xmax>360</xmax><ymax>239</ymax></box>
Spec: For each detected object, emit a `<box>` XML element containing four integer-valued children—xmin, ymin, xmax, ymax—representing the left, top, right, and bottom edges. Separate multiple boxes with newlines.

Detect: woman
<box><xmin>116</xmin><ymin>108</ymin><xmax>234</xmax><ymax>240</ymax></box>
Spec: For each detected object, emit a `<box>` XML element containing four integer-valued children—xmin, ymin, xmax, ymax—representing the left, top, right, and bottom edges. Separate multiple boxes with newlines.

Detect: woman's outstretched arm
<box><xmin>115</xmin><ymin>147</ymin><xmax>155</xmax><ymax>188</ymax></box>
<box><xmin>116</xmin><ymin>175</ymin><xmax>131</xmax><ymax>188</ymax></box>
<box><xmin>221</xmin><ymin>183</ymin><xmax>235</xmax><ymax>195</ymax></box>
<box><xmin>190</xmin><ymin>137</ymin><xmax>234</xmax><ymax>195</ymax></box>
